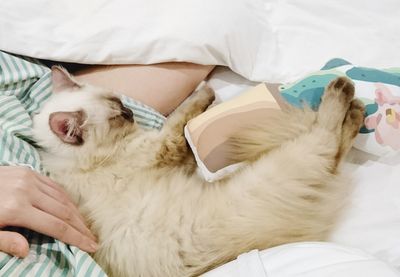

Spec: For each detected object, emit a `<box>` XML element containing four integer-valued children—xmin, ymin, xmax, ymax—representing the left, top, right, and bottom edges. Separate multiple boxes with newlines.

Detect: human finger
<box><xmin>19</xmin><ymin>208</ymin><xmax>98</xmax><ymax>253</ymax></box>
<box><xmin>32</xmin><ymin>170</ymin><xmax>67</xmax><ymax>195</ymax></box>
<box><xmin>31</xmin><ymin>190</ymin><xmax>96</xmax><ymax>241</ymax></box>
<box><xmin>0</xmin><ymin>231</ymin><xmax>29</xmax><ymax>257</ymax></box>
<box><xmin>35</xmin><ymin>179</ymin><xmax>88</xmax><ymax>224</ymax></box>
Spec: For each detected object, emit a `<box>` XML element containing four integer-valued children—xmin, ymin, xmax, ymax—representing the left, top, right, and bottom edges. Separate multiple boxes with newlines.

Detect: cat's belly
<box><xmin>57</xmin><ymin>171</ymin><xmax>219</xmax><ymax>277</ymax></box>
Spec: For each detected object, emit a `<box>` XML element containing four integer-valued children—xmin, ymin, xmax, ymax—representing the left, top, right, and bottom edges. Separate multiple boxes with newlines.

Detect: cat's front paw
<box><xmin>192</xmin><ymin>83</ymin><xmax>215</xmax><ymax>110</ymax></box>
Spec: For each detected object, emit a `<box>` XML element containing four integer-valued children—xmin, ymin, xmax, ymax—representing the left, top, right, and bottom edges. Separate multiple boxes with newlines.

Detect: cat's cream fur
<box><xmin>33</xmin><ymin>67</ymin><xmax>364</xmax><ymax>277</ymax></box>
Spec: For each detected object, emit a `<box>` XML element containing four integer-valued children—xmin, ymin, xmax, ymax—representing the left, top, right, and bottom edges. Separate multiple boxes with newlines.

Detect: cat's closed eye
<box><xmin>106</xmin><ymin>96</ymin><xmax>134</xmax><ymax>123</ymax></box>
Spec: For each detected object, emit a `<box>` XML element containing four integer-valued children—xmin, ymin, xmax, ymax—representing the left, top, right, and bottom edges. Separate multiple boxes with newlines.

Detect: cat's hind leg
<box><xmin>227</xmin><ymin>77</ymin><xmax>353</xmax><ymax>163</ymax></box>
<box><xmin>317</xmin><ymin>77</ymin><xmax>364</xmax><ymax>169</ymax></box>
<box><xmin>336</xmin><ymin>98</ymin><xmax>365</xmax><ymax>165</ymax></box>
<box><xmin>278</xmin><ymin>77</ymin><xmax>364</xmax><ymax>173</ymax></box>
<box><xmin>228</xmin><ymin>77</ymin><xmax>364</xmax><ymax>165</ymax></box>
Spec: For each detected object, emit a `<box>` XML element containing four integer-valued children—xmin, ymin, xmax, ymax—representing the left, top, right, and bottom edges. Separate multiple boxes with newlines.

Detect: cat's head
<box><xmin>33</xmin><ymin>66</ymin><xmax>136</xmax><ymax>164</ymax></box>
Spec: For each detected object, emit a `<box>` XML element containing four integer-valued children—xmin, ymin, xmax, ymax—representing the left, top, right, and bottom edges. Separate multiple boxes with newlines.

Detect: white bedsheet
<box><xmin>332</xmin><ymin>160</ymin><xmax>400</xmax><ymax>269</ymax></box>
<box><xmin>204</xmin><ymin>243</ymin><xmax>399</xmax><ymax>277</ymax></box>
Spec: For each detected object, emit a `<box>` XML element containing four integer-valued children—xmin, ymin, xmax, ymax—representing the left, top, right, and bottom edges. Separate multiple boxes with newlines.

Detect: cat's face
<box><xmin>33</xmin><ymin>66</ymin><xmax>136</xmax><ymax>161</ymax></box>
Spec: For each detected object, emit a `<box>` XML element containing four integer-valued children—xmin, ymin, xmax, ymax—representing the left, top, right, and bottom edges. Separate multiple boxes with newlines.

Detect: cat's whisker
<box><xmin>80</xmin><ymin>119</ymin><xmax>89</xmax><ymax>128</ymax></box>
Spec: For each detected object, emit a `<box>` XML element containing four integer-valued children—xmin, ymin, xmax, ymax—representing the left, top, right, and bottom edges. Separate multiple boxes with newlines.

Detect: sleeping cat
<box><xmin>32</xmin><ymin>67</ymin><xmax>364</xmax><ymax>277</ymax></box>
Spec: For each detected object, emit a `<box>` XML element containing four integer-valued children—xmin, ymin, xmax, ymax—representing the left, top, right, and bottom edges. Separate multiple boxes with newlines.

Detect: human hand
<box><xmin>0</xmin><ymin>166</ymin><xmax>97</xmax><ymax>257</ymax></box>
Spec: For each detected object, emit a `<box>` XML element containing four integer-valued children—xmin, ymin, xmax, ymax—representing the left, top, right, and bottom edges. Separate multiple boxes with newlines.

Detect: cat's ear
<box><xmin>51</xmin><ymin>66</ymin><xmax>81</xmax><ymax>93</ymax></box>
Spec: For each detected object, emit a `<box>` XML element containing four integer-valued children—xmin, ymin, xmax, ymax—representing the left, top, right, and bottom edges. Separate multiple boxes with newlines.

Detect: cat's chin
<box><xmin>40</xmin><ymin>151</ymin><xmax>78</xmax><ymax>174</ymax></box>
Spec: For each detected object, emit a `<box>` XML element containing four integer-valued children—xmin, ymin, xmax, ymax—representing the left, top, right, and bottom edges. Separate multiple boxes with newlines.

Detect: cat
<box><xmin>32</xmin><ymin>66</ymin><xmax>364</xmax><ymax>277</ymax></box>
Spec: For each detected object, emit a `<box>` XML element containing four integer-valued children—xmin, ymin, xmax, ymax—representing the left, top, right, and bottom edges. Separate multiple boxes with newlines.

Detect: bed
<box><xmin>1</xmin><ymin>0</ymin><xmax>400</xmax><ymax>276</ymax></box>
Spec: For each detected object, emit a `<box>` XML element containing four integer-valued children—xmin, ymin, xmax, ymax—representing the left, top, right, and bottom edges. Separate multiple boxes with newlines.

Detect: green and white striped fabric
<box><xmin>0</xmin><ymin>51</ymin><xmax>165</xmax><ymax>276</ymax></box>
<box><xmin>120</xmin><ymin>95</ymin><xmax>165</xmax><ymax>129</ymax></box>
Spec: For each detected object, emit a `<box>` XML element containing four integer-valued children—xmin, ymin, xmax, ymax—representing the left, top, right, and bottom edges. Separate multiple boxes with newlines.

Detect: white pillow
<box><xmin>1</xmin><ymin>0</ymin><xmax>399</xmax><ymax>83</ymax></box>
<box><xmin>0</xmin><ymin>0</ymin><xmax>271</xmax><ymax>81</ymax></box>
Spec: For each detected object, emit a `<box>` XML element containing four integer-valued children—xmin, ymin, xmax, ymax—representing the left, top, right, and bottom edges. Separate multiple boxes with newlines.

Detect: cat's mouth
<box><xmin>49</xmin><ymin>110</ymin><xmax>86</xmax><ymax>145</ymax></box>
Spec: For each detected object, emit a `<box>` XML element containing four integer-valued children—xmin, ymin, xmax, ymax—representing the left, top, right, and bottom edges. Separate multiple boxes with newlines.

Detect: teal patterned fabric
<box><xmin>279</xmin><ymin>58</ymin><xmax>400</xmax><ymax>112</ymax></box>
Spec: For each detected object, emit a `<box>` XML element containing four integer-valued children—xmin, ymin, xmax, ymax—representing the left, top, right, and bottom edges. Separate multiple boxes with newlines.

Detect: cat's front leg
<box><xmin>154</xmin><ymin>84</ymin><xmax>215</xmax><ymax>171</ymax></box>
